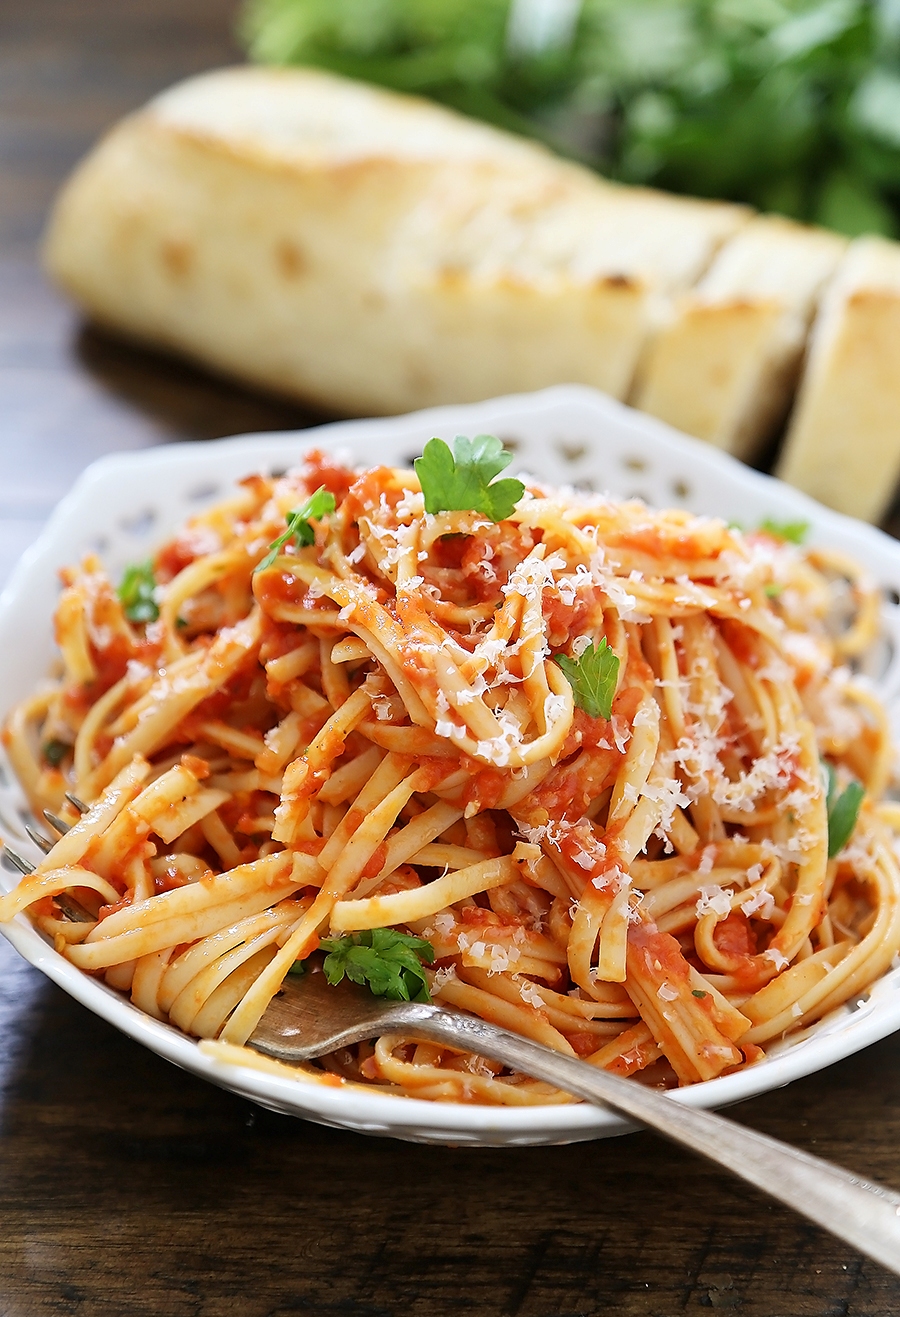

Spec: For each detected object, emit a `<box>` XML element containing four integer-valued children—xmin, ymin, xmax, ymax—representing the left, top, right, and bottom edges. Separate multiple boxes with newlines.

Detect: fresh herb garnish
<box><xmin>241</xmin><ymin>0</ymin><xmax>900</xmax><ymax>240</ymax></box>
<box><xmin>692</xmin><ymin>989</ymin><xmax>708</xmax><ymax>999</ymax></box>
<box><xmin>118</xmin><ymin>561</ymin><xmax>159</xmax><ymax>624</ymax></box>
<box><xmin>759</xmin><ymin>518</ymin><xmax>810</xmax><ymax>545</ymax></box>
<box><xmin>824</xmin><ymin>761</ymin><xmax>865</xmax><ymax>859</ymax></box>
<box><xmin>42</xmin><ymin>739</ymin><xmax>69</xmax><ymax>768</ymax></box>
<box><xmin>255</xmin><ymin>486</ymin><xmax>336</xmax><ymax>573</ymax></box>
<box><xmin>554</xmin><ymin>638</ymin><xmax>620</xmax><ymax>721</ymax></box>
<box><xmin>414</xmin><ymin>435</ymin><xmax>524</xmax><ymax>520</ymax></box>
<box><xmin>317</xmin><ymin>928</ymin><xmax>435</xmax><ymax>1002</ymax></box>
<box><xmin>764</xmin><ymin>583</ymin><xmax>784</xmax><ymax>598</ymax></box>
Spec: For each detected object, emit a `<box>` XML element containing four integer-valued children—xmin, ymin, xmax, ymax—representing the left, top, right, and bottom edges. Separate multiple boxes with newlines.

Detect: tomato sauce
<box><xmin>713</xmin><ymin>911</ymin><xmax>758</xmax><ymax>959</ymax></box>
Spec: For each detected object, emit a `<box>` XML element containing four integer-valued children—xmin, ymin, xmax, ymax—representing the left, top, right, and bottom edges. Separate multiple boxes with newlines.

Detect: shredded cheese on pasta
<box><xmin>2</xmin><ymin>448</ymin><xmax>898</xmax><ymax>1103</ymax></box>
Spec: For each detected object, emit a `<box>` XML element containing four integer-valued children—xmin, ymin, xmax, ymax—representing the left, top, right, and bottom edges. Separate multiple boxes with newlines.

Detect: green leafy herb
<box><xmin>255</xmin><ymin>486</ymin><xmax>336</xmax><ymax>573</ymax></box>
<box><xmin>318</xmin><ymin>928</ymin><xmax>436</xmax><ymax>1002</ymax></box>
<box><xmin>824</xmin><ymin>761</ymin><xmax>865</xmax><ymax>859</ymax></box>
<box><xmin>286</xmin><ymin>959</ymin><xmax>307</xmax><ymax>976</ymax></box>
<box><xmin>759</xmin><ymin>518</ymin><xmax>810</xmax><ymax>545</ymax></box>
<box><xmin>42</xmin><ymin>739</ymin><xmax>69</xmax><ymax>768</ymax></box>
<box><xmin>240</xmin><ymin>0</ymin><xmax>900</xmax><ymax>239</ymax></box>
<box><xmin>764</xmin><ymin>583</ymin><xmax>784</xmax><ymax>598</ymax></box>
<box><xmin>554</xmin><ymin>638</ymin><xmax>620</xmax><ymax>721</ymax></box>
<box><xmin>118</xmin><ymin>561</ymin><xmax>159</xmax><ymax>624</ymax></box>
<box><xmin>692</xmin><ymin>989</ymin><xmax>708</xmax><ymax>999</ymax></box>
<box><xmin>414</xmin><ymin>435</ymin><xmax>524</xmax><ymax>520</ymax></box>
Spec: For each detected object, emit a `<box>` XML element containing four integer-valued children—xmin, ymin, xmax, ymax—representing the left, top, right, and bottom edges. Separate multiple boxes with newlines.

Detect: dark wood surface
<box><xmin>2</xmin><ymin>4</ymin><xmax>900</xmax><ymax>1314</ymax></box>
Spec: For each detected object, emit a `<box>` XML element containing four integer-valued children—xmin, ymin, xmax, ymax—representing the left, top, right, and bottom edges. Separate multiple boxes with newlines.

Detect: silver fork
<box><xmin>5</xmin><ymin>799</ymin><xmax>94</xmax><ymax>923</ymax></box>
<box><xmin>6</xmin><ymin>823</ymin><xmax>900</xmax><ymax>1274</ymax></box>
<box><xmin>251</xmin><ymin>961</ymin><xmax>900</xmax><ymax>1276</ymax></box>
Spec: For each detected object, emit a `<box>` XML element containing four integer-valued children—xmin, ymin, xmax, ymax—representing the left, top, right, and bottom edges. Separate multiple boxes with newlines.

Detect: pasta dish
<box><xmin>2</xmin><ymin>437</ymin><xmax>898</xmax><ymax>1106</ymax></box>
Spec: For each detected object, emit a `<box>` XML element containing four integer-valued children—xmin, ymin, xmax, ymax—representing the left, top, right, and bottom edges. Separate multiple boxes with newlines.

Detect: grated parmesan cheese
<box><xmin>696</xmin><ymin>885</ymin><xmax>733</xmax><ymax>919</ymax></box>
<box><xmin>519</xmin><ymin>981</ymin><xmax>545</xmax><ymax>1009</ymax></box>
<box><xmin>431</xmin><ymin>965</ymin><xmax>457</xmax><ymax>992</ymax></box>
<box><xmin>741</xmin><ymin>888</ymin><xmax>775</xmax><ymax>919</ymax></box>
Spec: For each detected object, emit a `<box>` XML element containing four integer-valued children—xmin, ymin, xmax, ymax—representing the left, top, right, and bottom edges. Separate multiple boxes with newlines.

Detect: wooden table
<box><xmin>2</xmin><ymin>4</ymin><xmax>900</xmax><ymax>1313</ymax></box>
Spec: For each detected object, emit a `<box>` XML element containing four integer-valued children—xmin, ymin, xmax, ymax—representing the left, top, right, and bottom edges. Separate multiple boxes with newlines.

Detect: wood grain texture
<box><xmin>2</xmin><ymin>3</ymin><xmax>900</xmax><ymax>1314</ymax></box>
<box><xmin>0</xmin><ymin>0</ymin><xmax>319</xmax><ymax>584</ymax></box>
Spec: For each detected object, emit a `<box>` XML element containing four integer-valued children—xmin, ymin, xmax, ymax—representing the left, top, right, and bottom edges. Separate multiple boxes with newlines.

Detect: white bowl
<box><xmin>3</xmin><ymin>383</ymin><xmax>900</xmax><ymax>1147</ymax></box>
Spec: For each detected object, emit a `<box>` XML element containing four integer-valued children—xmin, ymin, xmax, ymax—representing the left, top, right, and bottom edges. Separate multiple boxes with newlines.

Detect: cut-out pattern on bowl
<box><xmin>118</xmin><ymin>508</ymin><xmax>157</xmax><ymax>538</ymax></box>
<box><xmin>3</xmin><ymin>384</ymin><xmax>900</xmax><ymax>1148</ymax></box>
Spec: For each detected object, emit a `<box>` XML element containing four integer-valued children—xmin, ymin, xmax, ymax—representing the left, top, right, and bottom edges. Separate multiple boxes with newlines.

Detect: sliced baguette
<box><xmin>43</xmin><ymin>65</ymin><xmax>748</xmax><ymax>416</ymax></box>
<box><xmin>776</xmin><ymin>237</ymin><xmax>900</xmax><ymax>523</ymax></box>
<box><xmin>631</xmin><ymin>216</ymin><xmax>847</xmax><ymax>461</ymax></box>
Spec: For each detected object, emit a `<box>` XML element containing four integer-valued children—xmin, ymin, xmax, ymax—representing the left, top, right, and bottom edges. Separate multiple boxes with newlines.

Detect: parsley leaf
<box><xmin>42</xmin><ymin>738</ymin><xmax>69</xmax><ymax>768</ymax></box>
<box><xmin>692</xmin><ymin>989</ymin><xmax>708</xmax><ymax>999</ymax></box>
<box><xmin>414</xmin><ymin>435</ymin><xmax>524</xmax><ymax>520</ymax></box>
<box><xmin>254</xmin><ymin>486</ymin><xmax>336</xmax><ymax>573</ymax></box>
<box><xmin>118</xmin><ymin>561</ymin><xmax>159</xmax><ymax>624</ymax></box>
<box><xmin>554</xmin><ymin>639</ymin><xmax>620</xmax><ymax>721</ymax></box>
<box><xmin>824</xmin><ymin>761</ymin><xmax>865</xmax><ymax>859</ymax></box>
<box><xmin>759</xmin><ymin>518</ymin><xmax>810</xmax><ymax>545</ymax></box>
<box><xmin>317</xmin><ymin>928</ymin><xmax>436</xmax><ymax>1003</ymax></box>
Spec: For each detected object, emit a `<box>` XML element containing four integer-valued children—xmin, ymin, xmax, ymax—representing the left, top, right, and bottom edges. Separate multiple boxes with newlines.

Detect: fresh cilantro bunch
<box><xmin>255</xmin><ymin>486</ymin><xmax>336</xmax><ymax>572</ymax></box>
<box><xmin>554</xmin><ymin>637</ymin><xmax>620</xmax><ymax>720</ymax></box>
<box><xmin>415</xmin><ymin>434</ymin><xmax>524</xmax><ymax>519</ymax></box>
<box><xmin>824</xmin><ymin>760</ymin><xmax>865</xmax><ymax>858</ymax></box>
<box><xmin>240</xmin><ymin>0</ymin><xmax>900</xmax><ymax>237</ymax></box>
<box><xmin>318</xmin><ymin>928</ymin><xmax>436</xmax><ymax>1002</ymax></box>
<box><xmin>118</xmin><ymin>561</ymin><xmax>159</xmax><ymax>624</ymax></box>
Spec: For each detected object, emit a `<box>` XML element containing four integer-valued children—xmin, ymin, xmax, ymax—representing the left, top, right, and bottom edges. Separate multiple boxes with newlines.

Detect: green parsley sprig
<box><xmin>317</xmin><ymin>928</ymin><xmax>436</xmax><ymax>1002</ymax></box>
<box><xmin>414</xmin><ymin>435</ymin><xmax>524</xmax><ymax>520</ymax></box>
<box><xmin>254</xmin><ymin>486</ymin><xmax>336</xmax><ymax>573</ymax></box>
<box><xmin>824</xmin><ymin>761</ymin><xmax>865</xmax><ymax>859</ymax></box>
<box><xmin>554</xmin><ymin>638</ymin><xmax>620</xmax><ymax>721</ymax></box>
<box><xmin>118</xmin><ymin>561</ymin><xmax>159</xmax><ymax>624</ymax></box>
<box><xmin>759</xmin><ymin>518</ymin><xmax>810</xmax><ymax>545</ymax></box>
<box><xmin>42</xmin><ymin>738</ymin><xmax>70</xmax><ymax>768</ymax></box>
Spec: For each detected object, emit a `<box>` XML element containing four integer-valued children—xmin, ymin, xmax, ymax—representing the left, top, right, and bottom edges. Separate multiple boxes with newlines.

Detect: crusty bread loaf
<box><xmin>631</xmin><ymin>217</ymin><xmax>846</xmax><ymax>462</ymax></box>
<box><xmin>43</xmin><ymin>64</ymin><xmax>900</xmax><ymax>525</ymax></box>
<box><xmin>775</xmin><ymin>237</ymin><xmax>900</xmax><ymax>524</ymax></box>
<box><xmin>43</xmin><ymin>65</ymin><xmax>748</xmax><ymax>416</ymax></box>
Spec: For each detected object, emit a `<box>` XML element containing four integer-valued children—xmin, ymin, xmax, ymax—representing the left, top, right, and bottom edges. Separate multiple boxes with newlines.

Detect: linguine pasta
<box><xmin>2</xmin><ymin>447</ymin><xmax>899</xmax><ymax>1105</ymax></box>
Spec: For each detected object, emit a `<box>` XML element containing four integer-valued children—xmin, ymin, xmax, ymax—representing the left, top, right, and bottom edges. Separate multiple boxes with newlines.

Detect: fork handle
<box><xmin>393</xmin><ymin>1004</ymin><xmax>900</xmax><ymax>1276</ymax></box>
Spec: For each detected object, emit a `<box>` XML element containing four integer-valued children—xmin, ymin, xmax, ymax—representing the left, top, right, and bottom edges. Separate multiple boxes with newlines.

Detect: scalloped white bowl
<box><xmin>4</xmin><ymin>384</ymin><xmax>900</xmax><ymax>1146</ymax></box>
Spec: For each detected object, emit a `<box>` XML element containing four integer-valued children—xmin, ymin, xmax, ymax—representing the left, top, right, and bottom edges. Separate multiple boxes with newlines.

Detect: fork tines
<box><xmin>25</xmin><ymin>824</ymin><xmax>54</xmax><ymax>855</ymax></box>
<box><xmin>43</xmin><ymin>810</ymin><xmax>71</xmax><ymax>837</ymax></box>
<box><xmin>3</xmin><ymin>847</ymin><xmax>34</xmax><ymax>876</ymax></box>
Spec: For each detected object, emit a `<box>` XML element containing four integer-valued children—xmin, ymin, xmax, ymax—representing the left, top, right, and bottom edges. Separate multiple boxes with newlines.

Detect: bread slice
<box><xmin>630</xmin><ymin>216</ymin><xmax>847</xmax><ymax>462</ymax></box>
<box><xmin>43</xmin><ymin>65</ymin><xmax>747</xmax><ymax>416</ymax></box>
<box><xmin>775</xmin><ymin>236</ymin><xmax>900</xmax><ymax>523</ymax></box>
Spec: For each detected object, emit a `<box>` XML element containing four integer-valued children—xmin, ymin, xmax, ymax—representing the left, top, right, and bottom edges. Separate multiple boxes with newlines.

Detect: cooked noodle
<box><xmin>2</xmin><ymin>448</ymin><xmax>899</xmax><ymax>1104</ymax></box>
